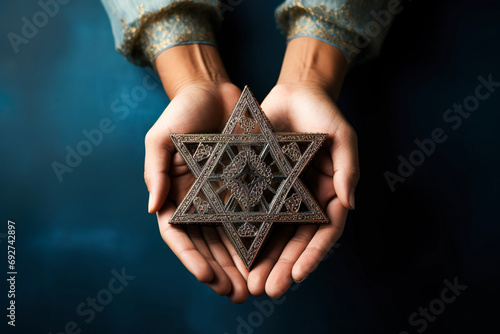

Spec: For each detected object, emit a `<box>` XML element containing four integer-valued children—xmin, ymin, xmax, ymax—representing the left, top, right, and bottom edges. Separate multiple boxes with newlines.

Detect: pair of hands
<box><xmin>144</xmin><ymin>38</ymin><xmax>360</xmax><ymax>303</ymax></box>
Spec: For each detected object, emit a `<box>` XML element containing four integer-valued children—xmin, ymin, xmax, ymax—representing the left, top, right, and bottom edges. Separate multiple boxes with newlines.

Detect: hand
<box><xmin>145</xmin><ymin>45</ymin><xmax>250</xmax><ymax>303</ymax></box>
<box><xmin>247</xmin><ymin>38</ymin><xmax>360</xmax><ymax>298</ymax></box>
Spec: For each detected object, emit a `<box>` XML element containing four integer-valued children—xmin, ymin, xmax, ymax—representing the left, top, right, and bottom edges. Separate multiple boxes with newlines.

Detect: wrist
<box><xmin>155</xmin><ymin>44</ymin><xmax>230</xmax><ymax>99</ymax></box>
<box><xmin>277</xmin><ymin>37</ymin><xmax>348</xmax><ymax>100</ymax></box>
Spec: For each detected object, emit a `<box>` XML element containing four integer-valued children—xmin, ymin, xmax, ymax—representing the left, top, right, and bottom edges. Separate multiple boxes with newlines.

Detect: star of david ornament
<box><xmin>169</xmin><ymin>86</ymin><xmax>329</xmax><ymax>269</ymax></box>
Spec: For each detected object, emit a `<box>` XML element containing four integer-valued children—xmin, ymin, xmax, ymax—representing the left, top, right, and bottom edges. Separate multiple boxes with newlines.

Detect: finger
<box><xmin>157</xmin><ymin>203</ymin><xmax>214</xmax><ymax>283</ymax></box>
<box><xmin>188</xmin><ymin>225</ymin><xmax>232</xmax><ymax>296</ymax></box>
<box><xmin>311</xmin><ymin>147</ymin><xmax>334</xmax><ymax>177</ymax></box>
<box><xmin>144</xmin><ymin>123</ymin><xmax>176</xmax><ymax>213</ymax></box>
<box><xmin>292</xmin><ymin>197</ymin><xmax>348</xmax><ymax>282</ymax></box>
<box><xmin>265</xmin><ymin>225</ymin><xmax>318</xmax><ymax>298</ymax></box>
<box><xmin>330</xmin><ymin>124</ymin><xmax>360</xmax><ymax>210</ymax></box>
<box><xmin>167</xmin><ymin>153</ymin><xmax>195</xmax><ymax>206</ymax></box>
<box><xmin>305</xmin><ymin>167</ymin><xmax>336</xmax><ymax>208</ymax></box>
<box><xmin>144</xmin><ymin>95</ymin><xmax>200</xmax><ymax>213</ymax></box>
<box><xmin>247</xmin><ymin>226</ymin><xmax>295</xmax><ymax>296</ymax></box>
<box><xmin>202</xmin><ymin>227</ymin><xmax>249</xmax><ymax>304</ymax></box>
<box><xmin>216</xmin><ymin>226</ymin><xmax>249</xmax><ymax>280</ymax></box>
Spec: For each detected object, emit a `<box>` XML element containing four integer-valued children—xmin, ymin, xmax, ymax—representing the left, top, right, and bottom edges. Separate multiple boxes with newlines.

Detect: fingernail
<box><xmin>148</xmin><ymin>194</ymin><xmax>153</xmax><ymax>213</ymax></box>
<box><xmin>349</xmin><ymin>189</ymin><xmax>356</xmax><ymax>210</ymax></box>
<box><xmin>294</xmin><ymin>275</ymin><xmax>308</xmax><ymax>283</ymax></box>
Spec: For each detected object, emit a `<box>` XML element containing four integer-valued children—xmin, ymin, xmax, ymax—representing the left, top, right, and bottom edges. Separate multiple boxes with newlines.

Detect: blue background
<box><xmin>1</xmin><ymin>0</ymin><xmax>500</xmax><ymax>333</ymax></box>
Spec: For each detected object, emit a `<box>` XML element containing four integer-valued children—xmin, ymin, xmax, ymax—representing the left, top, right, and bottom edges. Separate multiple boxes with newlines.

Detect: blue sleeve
<box><xmin>100</xmin><ymin>0</ymin><xmax>220</xmax><ymax>66</ymax></box>
<box><xmin>275</xmin><ymin>0</ymin><xmax>396</xmax><ymax>62</ymax></box>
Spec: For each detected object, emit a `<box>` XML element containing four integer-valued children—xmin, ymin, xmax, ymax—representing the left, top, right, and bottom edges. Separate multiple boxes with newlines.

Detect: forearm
<box><xmin>277</xmin><ymin>37</ymin><xmax>349</xmax><ymax>101</ymax></box>
<box><xmin>155</xmin><ymin>44</ymin><xmax>231</xmax><ymax>99</ymax></box>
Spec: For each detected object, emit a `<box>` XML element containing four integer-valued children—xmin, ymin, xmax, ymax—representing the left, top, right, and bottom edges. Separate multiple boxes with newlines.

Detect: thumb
<box><xmin>144</xmin><ymin>128</ymin><xmax>175</xmax><ymax>213</ymax></box>
<box><xmin>331</xmin><ymin>125</ymin><xmax>360</xmax><ymax>210</ymax></box>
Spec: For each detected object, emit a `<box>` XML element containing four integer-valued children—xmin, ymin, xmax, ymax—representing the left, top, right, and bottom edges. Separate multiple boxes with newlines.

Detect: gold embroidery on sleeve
<box><xmin>276</xmin><ymin>1</ymin><xmax>377</xmax><ymax>59</ymax></box>
<box><xmin>118</xmin><ymin>1</ymin><xmax>219</xmax><ymax>66</ymax></box>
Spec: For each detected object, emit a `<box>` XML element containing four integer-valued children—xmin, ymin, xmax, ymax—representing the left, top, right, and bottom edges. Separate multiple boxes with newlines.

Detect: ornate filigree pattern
<box><xmin>221</xmin><ymin>147</ymin><xmax>272</xmax><ymax>211</ymax></box>
<box><xmin>238</xmin><ymin>116</ymin><xmax>256</xmax><ymax>134</ymax></box>
<box><xmin>169</xmin><ymin>86</ymin><xmax>328</xmax><ymax>268</ymax></box>
<box><xmin>285</xmin><ymin>193</ymin><xmax>302</xmax><ymax>213</ymax></box>
<box><xmin>193</xmin><ymin>197</ymin><xmax>212</xmax><ymax>214</ymax></box>
<box><xmin>193</xmin><ymin>143</ymin><xmax>212</xmax><ymax>162</ymax></box>
<box><xmin>238</xmin><ymin>223</ymin><xmax>258</xmax><ymax>238</ymax></box>
<box><xmin>282</xmin><ymin>142</ymin><xmax>302</xmax><ymax>162</ymax></box>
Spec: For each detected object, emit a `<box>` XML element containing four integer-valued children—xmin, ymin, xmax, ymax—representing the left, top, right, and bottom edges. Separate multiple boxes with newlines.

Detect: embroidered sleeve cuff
<box><xmin>118</xmin><ymin>2</ymin><xmax>219</xmax><ymax>67</ymax></box>
<box><xmin>276</xmin><ymin>4</ymin><xmax>364</xmax><ymax>62</ymax></box>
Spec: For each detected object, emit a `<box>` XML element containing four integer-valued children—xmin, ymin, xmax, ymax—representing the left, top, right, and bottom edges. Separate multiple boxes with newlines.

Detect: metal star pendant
<box><xmin>169</xmin><ymin>86</ymin><xmax>328</xmax><ymax>269</ymax></box>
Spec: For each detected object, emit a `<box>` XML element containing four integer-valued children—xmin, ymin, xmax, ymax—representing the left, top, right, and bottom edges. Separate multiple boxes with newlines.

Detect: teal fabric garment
<box><xmin>100</xmin><ymin>0</ymin><xmax>393</xmax><ymax>66</ymax></box>
<box><xmin>100</xmin><ymin>0</ymin><xmax>220</xmax><ymax>66</ymax></box>
<box><xmin>275</xmin><ymin>0</ymin><xmax>394</xmax><ymax>62</ymax></box>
